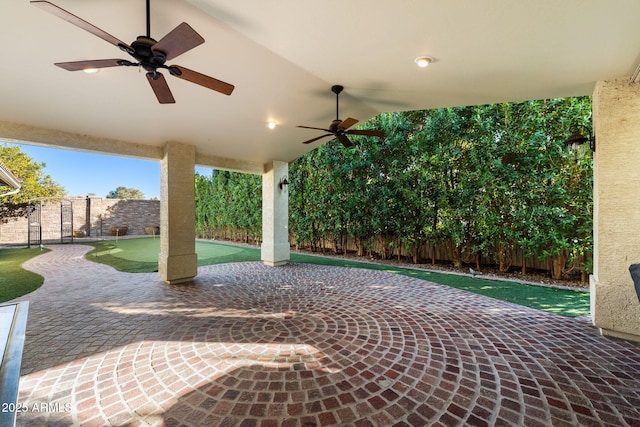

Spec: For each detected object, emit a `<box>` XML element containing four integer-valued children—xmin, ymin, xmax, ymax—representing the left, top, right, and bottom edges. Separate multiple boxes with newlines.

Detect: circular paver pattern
<box><xmin>13</xmin><ymin>245</ymin><xmax>640</xmax><ymax>426</ymax></box>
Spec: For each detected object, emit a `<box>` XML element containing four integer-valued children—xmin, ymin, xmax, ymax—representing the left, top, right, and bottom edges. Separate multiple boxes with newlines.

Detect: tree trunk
<box><xmin>551</xmin><ymin>253</ymin><xmax>566</xmax><ymax>280</ymax></box>
<box><xmin>497</xmin><ymin>244</ymin><xmax>513</xmax><ymax>273</ymax></box>
<box><xmin>379</xmin><ymin>235</ymin><xmax>388</xmax><ymax>260</ymax></box>
<box><xmin>451</xmin><ymin>240</ymin><xmax>463</xmax><ymax>269</ymax></box>
<box><xmin>356</xmin><ymin>237</ymin><xmax>364</xmax><ymax>257</ymax></box>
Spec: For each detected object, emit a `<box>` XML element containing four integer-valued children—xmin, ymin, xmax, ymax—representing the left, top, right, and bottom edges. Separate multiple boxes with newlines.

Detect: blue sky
<box><xmin>5</xmin><ymin>143</ymin><xmax>214</xmax><ymax>200</ymax></box>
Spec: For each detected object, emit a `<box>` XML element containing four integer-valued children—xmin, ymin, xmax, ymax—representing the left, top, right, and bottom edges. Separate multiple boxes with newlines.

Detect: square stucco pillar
<box><xmin>592</xmin><ymin>78</ymin><xmax>640</xmax><ymax>342</ymax></box>
<box><xmin>159</xmin><ymin>142</ymin><xmax>198</xmax><ymax>284</ymax></box>
<box><xmin>262</xmin><ymin>160</ymin><xmax>290</xmax><ymax>266</ymax></box>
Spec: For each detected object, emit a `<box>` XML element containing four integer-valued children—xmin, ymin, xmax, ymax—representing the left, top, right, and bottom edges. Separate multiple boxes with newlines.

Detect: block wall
<box><xmin>0</xmin><ymin>196</ymin><xmax>160</xmax><ymax>244</ymax></box>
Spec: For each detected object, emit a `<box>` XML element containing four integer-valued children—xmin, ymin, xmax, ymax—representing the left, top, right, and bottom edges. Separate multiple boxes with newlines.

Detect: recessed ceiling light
<box><xmin>266</xmin><ymin>121</ymin><xmax>277</xmax><ymax>129</ymax></box>
<box><xmin>83</xmin><ymin>68</ymin><xmax>99</xmax><ymax>74</ymax></box>
<box><xmin>414</xmin><ymin>56</ymin><xmax>433</xmax><ymax>68</ymax></box>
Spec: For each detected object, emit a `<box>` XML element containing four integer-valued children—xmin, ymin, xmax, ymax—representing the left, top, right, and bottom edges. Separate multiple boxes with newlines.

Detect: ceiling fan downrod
<box><xmin>332</xmin><ymin>84</ymin><xmax>344</xmax><ymax>121</ymax></box>
<box><xmin>146</xmin><ymin>0</ymin><xmax>151</xmax><ymax>38</ymax></box>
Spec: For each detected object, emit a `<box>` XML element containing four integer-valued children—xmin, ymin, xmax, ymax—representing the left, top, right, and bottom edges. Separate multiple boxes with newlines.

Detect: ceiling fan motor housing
<box><xmin>329</xmin><ymin>120</ymin><xmax>343</xmax><ymax>133</ymax></box>
<box><xmin>130</xmin><ymin>36</ymin><xmax>167</xmax><ymax>73</ymax></box>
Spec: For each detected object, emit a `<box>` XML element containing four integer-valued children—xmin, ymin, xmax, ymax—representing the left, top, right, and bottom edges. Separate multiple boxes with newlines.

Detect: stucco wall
<box><xmin>592</xmin><ymin>78</ymin><xmax>640</xmax><ymax>341</ymax></box>
<box><xmin>0</xmin><ymin>196</ymin><xmax>160</xmax><ymax>244</ymax></box>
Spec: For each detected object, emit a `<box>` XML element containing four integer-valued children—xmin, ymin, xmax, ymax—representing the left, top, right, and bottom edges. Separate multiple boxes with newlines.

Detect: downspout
<box><xmin>0</xmin><ymin>186</ymin><xmax>21</xmax><ymax>198</ymax></box>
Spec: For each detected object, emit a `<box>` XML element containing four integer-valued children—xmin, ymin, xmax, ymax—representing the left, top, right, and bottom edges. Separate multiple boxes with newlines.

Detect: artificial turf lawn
<box><xmin>85</xmin><ymin>238</ymin><xmax>261</xmax><ymax>272</ymax></box>
<box><xmin>0</xmin><ymin>247</ymin><xmax>48</xmax><ymax>303</ymax></box>
<box><xmin>84</xmin><ymin>238</ymin><xmax>590</xmax><ymax>317</ymax></box>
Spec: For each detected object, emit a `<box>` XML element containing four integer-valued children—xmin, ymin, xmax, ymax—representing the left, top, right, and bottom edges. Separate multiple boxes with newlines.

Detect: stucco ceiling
<box><xmin>1</xmin><ymin>0</ymin><xmax>639</xmax><ymax>170</ymax></box>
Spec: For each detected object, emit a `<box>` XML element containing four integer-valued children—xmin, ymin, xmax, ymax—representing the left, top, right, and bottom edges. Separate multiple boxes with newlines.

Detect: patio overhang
<box><xmin>2</xmin><ymin>0</ymin><xmax>640</xmax><ymax>167</ymax></box>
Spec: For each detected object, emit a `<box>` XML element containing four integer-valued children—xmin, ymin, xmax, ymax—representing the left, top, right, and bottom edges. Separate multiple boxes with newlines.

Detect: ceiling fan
<box><xmin>297</xmin><ymin>85</ymin><xmax>385</xmax><ymax>147</ymax></box>
<box><xmin>31</xmin><ymin>0</ymin><xmax>235</xmax><ymax>104</ymax></box>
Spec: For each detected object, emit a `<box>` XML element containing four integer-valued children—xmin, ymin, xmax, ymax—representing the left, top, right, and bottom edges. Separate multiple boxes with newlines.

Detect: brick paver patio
<box><xmin>9</xmin><ymin>244</ymin><xmax>640</xmax><ymax>426</ymax></box>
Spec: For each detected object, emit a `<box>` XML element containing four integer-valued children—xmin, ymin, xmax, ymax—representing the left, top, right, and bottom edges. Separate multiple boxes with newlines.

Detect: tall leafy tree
<box><xmin>194</xmin><ymin>170</ymin><xmax>261</xmax><ymax>243</ymax></box>
<box><xmin>0</xmin><ymin>144</ymin><xmax>65</xmax><ymax>221</ymax></box>
<box><xmin>195</xmin><ymin>171</ymin><xmax>216</xmax><ymax>237</ymax></box>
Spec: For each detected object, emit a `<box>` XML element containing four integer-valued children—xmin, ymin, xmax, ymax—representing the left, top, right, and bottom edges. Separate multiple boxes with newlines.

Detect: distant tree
<box><xmin>0</xmin><ymin>144</ymin><xmax>65</xmax><ymax>222</ymax></box>
<box><xmin>106</xmin><ymin>186</ymin><xmax>145</xmax><ymax>199</ymax></box>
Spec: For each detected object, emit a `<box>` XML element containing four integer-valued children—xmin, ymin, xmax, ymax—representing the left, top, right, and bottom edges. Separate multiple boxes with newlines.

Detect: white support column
<box><xmin>591</xmin><ymin>78</ymin><xmax>640</xmax><ymax>342</ymax></box>
<box><xmin>159</xmin><ymin>142</ymin><xmax>198</xmax><ymax>284</ymax></box>
<box><xmin>261</xmin><ymin>160</ymin><xmax>290</xmax><ymax>266</ymax></box>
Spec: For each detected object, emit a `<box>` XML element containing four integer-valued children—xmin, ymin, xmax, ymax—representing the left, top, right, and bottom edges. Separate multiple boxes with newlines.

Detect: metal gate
<box><xmin>60</xmin><ymin>199</ymin><xmax>73</xmax><ymax>243</ymax></box>
<box><xmin>27</xmin><ymin>200</ymin><xmax>42</xmax><ymax>248</ymax></box>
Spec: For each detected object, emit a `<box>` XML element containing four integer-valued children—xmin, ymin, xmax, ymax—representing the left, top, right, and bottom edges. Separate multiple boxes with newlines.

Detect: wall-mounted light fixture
<box><xmin>564</xmin><ymin>130</ymin><xmax>595</xmax><ymax>151</ymax></box>
<box><xmin>278</xmin><ymin>177</ymin><xmax>289</xmax><ymax>190</ymax></box>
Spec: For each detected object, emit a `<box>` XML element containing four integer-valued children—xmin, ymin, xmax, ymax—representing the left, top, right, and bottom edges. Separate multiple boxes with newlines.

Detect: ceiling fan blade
<box><xmin>153</xmin><ymin>22</ymin><xmax>205</xmax><ymax>61</ymax></box>
<box><xmin>347</xmin><ymin>129</ymin><xmax>386</xmax><ymax>138</ymax></box>
<box><xmin>302</xmin><ymin>134</ymin><xmax>333</xmax><ymax>145</ymax></box>
<box><xmin>171</xmin><ymin>65</ymin><xmax>234</xmax><ymax>95</ymax></box>
<box><xmin>339</xmin><ymin>117</ymin><xmax>359</xmax><ymax>130</ymax></box>
<box><xmin>54</xmin><ymin>59</ymin><xmax>125</xmax><ymax>71</ymax></box>
<box><xmin>337</xmin><ymin>134</ymin><xmax>353</xmax><ymax>148</ymax></box>
<box><xmin>31</xmin><ymin>1</ymin><xmax>130</xmax><ymax>49</ymax></box>
<box><xmin>297</xmin><ymin>125</ymin><xmax>332</xmax><ymax>132</ymax></box>
<box><xmin>146</xmin><ymin>72</ymin><xmax>175</xmax><ymax>104</ymax></box>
